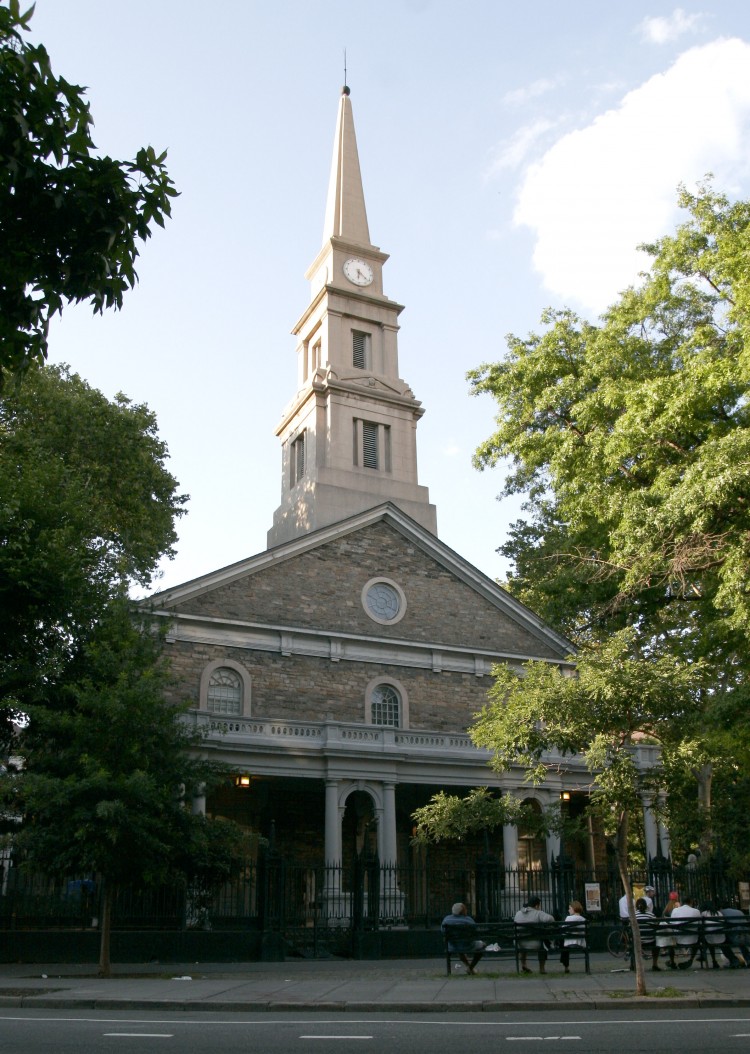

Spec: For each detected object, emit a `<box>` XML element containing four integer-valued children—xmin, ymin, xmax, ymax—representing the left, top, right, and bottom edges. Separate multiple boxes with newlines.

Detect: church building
<box><xmin>148</xmin><ymin>89</ymin><xmax>666</xmax><ymax>922</ymax></box>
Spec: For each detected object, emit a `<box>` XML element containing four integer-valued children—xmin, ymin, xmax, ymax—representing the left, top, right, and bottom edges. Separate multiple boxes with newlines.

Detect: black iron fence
<box><xmin>1</xmin><ymin>856</ymin><xmax>746</xmax><ymax>941</ymax></box>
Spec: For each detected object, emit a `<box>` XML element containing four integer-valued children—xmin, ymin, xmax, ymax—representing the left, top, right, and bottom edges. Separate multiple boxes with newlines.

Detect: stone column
<box><xmin>382</xmin><ymin>782</ymin><xmax>398</xmax><ymax>866</ymax></box>
<box><xmin>323</xmin><ymin>779</ymin><xmax>343</xmax><ymax>908</ymax></box>
<box><xmin>191</xmin><ymin>783</ymin><xmax>206</xmax><ymax>816</ymax></box>
<box><xmin>502</xmin><ymin>823</ymin><xmax>519</xmax><ymax>870</ymax></box>
<box><xmin>641</xmin><ymin>793</ymin><xmax>660</xmax><ymax>862</ymax></box>
<box><xmin>546</xmin><ymin>830</ymin><xmax>561</xmax><ymax>866</ymax></box>
<box><xmin>379</xmin><ymin>781</ymin><xmax>404</xmax><ymax>922</ymax></box>
<box><xmin>324</xmin><ymin>779</ymin><xmax>342</xmax><ymax>866</ymax></box>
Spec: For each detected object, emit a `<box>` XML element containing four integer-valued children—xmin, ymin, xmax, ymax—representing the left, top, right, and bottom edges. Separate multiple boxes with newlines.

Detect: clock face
<box><xmin>343</xmin><ymin>257</ymin><xmax>374</xmax><ymax>286</ymax></box>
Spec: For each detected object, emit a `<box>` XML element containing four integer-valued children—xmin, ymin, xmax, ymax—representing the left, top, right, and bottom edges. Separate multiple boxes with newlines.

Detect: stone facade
<box><xmin>168</xmin><ymin>638</ymin><xmax>494</xmax><ymax>732</ymax></box>
<box><xmin>151</xmin><ymin>502</ymin><xmax>591</xmax><ymax>873</ymax></box>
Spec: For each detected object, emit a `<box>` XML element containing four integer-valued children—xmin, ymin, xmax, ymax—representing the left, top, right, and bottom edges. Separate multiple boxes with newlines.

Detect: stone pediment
<box><xmin>146</xmin><ymin>503</ymin><xmax>575</xmax><ymax>664</ymax></box>
<box><xmin>322</xmin><ymin>368</ymin><xmax>413</xmax><ymax>400</ymax></box>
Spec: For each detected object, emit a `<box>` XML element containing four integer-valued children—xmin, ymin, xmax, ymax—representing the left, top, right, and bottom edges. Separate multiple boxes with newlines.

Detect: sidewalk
<box><xmin>0</xmin><ymin>954</ymin><xmax>748</xmax><ymax>1013</ymax></box>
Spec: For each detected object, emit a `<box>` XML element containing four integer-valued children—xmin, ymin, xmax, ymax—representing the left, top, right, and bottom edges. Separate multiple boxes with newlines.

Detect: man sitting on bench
<box><xmin>515</xmin><ymin>895</ymin><xmax>555</xmax><ymax>974</ymax></box>
<box><xmin>441</xmin><ymin>902</ymin><xmax>486</xmax><ymax>974</ymax></box>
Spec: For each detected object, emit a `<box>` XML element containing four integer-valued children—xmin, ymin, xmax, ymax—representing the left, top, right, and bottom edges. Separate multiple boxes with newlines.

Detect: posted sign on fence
<box><xmin>584</xmin><ymin>883</ymin><xmax>602</xmax><ymax>912</ymax></box>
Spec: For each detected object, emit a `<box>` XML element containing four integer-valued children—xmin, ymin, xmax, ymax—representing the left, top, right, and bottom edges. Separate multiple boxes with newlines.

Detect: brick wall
<box><xmin>165</xmin><ymin>637</ymin><xmax>491</xmax><ymax>732</ymax></box>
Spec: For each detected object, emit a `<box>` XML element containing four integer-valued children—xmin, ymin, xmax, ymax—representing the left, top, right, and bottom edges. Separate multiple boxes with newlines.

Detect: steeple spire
<box><xmin>322</xmin><ymin>87</ymin><xmax>373</xmax><ymax>249</ymax></box>
<box><xmin>267</xmin><ymin>88</ymin><xmax>436</xmax><ymax>548</ymax></box>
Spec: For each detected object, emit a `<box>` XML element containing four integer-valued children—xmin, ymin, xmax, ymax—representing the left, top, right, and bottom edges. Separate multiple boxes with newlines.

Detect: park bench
<box><xmin>443</xmin><ymin>919</ymin><xmax>590</xmax><ymax>975</ymax></box>
<box><xmin>635</xmin><ymin>916</ymin><xmax>748</xmax><ymax>968</ymax></box>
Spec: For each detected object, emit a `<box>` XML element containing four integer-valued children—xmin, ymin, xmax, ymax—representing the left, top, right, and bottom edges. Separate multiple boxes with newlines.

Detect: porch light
<box><xmin>235</xmin><ymin>774</ymin><xmax>252</xmax><ymax>789</ymax></box>
<box><xmin>560</xmin><ymin>791</ymin><xmax>571</xmax><ymax>801</ymax></box>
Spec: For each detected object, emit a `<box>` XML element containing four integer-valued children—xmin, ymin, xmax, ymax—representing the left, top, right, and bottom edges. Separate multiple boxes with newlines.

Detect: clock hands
<box><xmin>343</xmin><ymin>257</ymin><xmax>373</xmax><ymax>286</ymax></box>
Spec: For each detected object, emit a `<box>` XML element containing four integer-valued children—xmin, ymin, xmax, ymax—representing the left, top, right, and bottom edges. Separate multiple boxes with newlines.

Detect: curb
<box><xmin>1</xmin><ymin>995</ymin><xmax>749</xmax><ymax>1013</ymax></box>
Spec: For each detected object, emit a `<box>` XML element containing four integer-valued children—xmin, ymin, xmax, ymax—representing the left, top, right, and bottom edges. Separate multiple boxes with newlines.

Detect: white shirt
<box><xmin>671</xmin><ymin>902</ymin><xmax>701</xmax><ymax>944</ymax></box>
<box><xmin>620</xmin><ymin>893</ymin><xmax>653</xmax><ymax>918</ymax></box>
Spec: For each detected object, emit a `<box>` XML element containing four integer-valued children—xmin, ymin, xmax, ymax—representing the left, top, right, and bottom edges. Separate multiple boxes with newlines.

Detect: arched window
<box><xmin>206</xmin><ymin>667</ymin><xmax>242</xmax><ymax>716</ymax></box>
<box><xmin>198</xmin><ymin>660</ymin><xmax>251</xmax><ymax>717</ymax></box>
<box><xmin>365</xmin><ymin>676</ymin><xmax>409</xmax><ymax>729</ymax></box>
<box><xmin>370</xmin><ymin>684</ymin><xmax>400</xmax><ymax>727</ymax></box>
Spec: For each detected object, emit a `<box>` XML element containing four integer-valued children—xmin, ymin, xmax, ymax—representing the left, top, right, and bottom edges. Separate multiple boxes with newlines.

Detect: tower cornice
<box><xmin>273</xmin><ymin>371</ymin><xmax>425</xmax><ymax>438</ymax></box>
<box><xmin>292</xmin><ymin>283</ymin><xmax>404</xmax><ymax>338</ymax></box>
<box><xmin>306</xmin><ymin>236</ymin><xmax>389</xmax><ymax>282</ymax></box>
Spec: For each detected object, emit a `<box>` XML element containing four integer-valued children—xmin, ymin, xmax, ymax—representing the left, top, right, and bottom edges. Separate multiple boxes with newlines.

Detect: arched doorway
<box><xmin>341</xmin><ymin>789</ymin><xmax>378</xmax><ymax>870</ymax></box>
<box><xmin>518</xmin><ymin>798</ymin><xmax>546</xmax><ymax>871</ymax></box>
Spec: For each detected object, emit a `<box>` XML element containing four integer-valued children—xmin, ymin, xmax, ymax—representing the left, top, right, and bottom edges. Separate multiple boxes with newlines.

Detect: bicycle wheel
<box><xmin>607</xmin><ymin>927</ymin><xmax>629</xmax><ymax>957</ymax></box>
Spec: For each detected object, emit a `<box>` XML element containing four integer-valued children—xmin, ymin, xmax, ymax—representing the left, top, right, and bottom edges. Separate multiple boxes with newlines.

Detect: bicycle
<box><xmin>607</xmin><ymin>924</ymin><xmax>631</xmax><ymax>958</ymax></box>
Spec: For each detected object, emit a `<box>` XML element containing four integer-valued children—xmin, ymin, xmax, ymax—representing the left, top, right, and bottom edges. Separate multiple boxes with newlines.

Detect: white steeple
<box><xmin>322</xmin><ymin>87</ymin><xmax>373</xmax><ymax>249</ymax></box>
<box><xmin>267</xmin><ymin>87</ymin><xmax>436</xmax><ymax>547</ymax></box>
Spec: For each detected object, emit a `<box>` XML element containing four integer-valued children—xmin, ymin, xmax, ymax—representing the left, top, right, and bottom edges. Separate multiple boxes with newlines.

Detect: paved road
<box><xmin>3</xmin><ymin>1008</ymin><xmax>750</xmax><ymax>1052</ymax></box>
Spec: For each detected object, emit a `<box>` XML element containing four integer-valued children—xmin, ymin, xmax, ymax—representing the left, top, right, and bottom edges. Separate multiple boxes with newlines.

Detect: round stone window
<box><xmin>362</xmin><ymin>577</ymin><xmax>406</xmax><ymax>625</ymax></box>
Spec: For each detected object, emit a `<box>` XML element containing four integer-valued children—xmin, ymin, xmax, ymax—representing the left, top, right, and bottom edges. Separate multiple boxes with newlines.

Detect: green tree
<box><xmin>0</xmin><ymin>1</ymin><xmax>177</xmax><ymax>388</ymax></box>
<box><xmin>411</xmin><ymin>786</ymin><xmax>532</xmax><ymax>845</ymax></box>
<box><xmin>469</xmin><ymin>633</ymin><xmax>703</xmax><ymax>996</ymax></box>
<box><xmin>5</xmin><ymin>599</ymin><xmax>244</xmax><ymax>977</ymax></box>
<box><xmin>0</xmin><ymin>363</ymin><xmax>186</xmax><ymax>733</ymax></box>
<box><xmin>468</xmin><ymin>182</ymin><xmax>750</xmax><ymax>864</ymax></box>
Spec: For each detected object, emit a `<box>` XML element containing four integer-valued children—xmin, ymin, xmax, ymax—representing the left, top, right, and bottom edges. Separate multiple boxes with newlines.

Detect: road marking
<box><xmin>507</xmin><ymin>1039</ymin><xmax>580</xmax><ymax>1043</ymax></box>
<box><xmin>300</xmin><ymin>1037</ymin><xmax>372</xmax><ymax>1041</ymax></box>
<box><xmin>103</xmin><ymin>1034</ymin><xmax>173</xmax><ymax>1038</ymax></box>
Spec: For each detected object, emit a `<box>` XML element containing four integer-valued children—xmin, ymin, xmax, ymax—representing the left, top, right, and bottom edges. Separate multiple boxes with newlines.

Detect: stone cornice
<box><xmin>292</xmin><ymin>281</ymin><xmax>404</xmax><ymax>337</ymax></box>
<box><xmin>305</xmin><ymin>237</ymin><xmax>390</xmax><ymax>280</ymax></box>
<box><xmin>156</xmin><ymin>609</ymin><xmax>573</xmax><ymax>675</ymax></box>
<box><xmin>274</xmin><ymin>370</ymin><xmax>424</xmax><ymax>437</ymax></box>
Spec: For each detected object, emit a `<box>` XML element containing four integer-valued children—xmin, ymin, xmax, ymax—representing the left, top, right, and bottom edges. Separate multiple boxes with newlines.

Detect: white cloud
<box><xmin>512</xmin><ymin>38</ymin><xmax>750</xmax><ymax>314</ymax></box>
<box><xmin>638</xmin><ymin>7</ymin><xmax>704</xmax><ymax>44</ymax></box>
<box><xmin>487</xmin><ymin>119</ymin><xmax>558</xmax><ymax>174</ymax></box>
<box><xmin>502</xmin><ymin>78</ymin><xmax>558</xmax><ymax>107</ymax></box>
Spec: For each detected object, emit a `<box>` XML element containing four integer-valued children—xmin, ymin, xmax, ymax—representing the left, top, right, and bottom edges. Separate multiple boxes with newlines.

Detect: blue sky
<box><xmin>27</xmin><ymin>1</ymin><xmax>750</xmax><ymax>593</ymax></box>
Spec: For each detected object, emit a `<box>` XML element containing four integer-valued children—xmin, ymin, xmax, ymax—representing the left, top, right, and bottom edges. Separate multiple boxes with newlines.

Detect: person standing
<box><xmin>619</xmin><ymin>885</ymin><xmax>654</xmax><ymax>920</ymax></box>
<box><xmin>515</xmin><ymin>896</ymin><xmax>555</xmax><ymax>974</ymax></box>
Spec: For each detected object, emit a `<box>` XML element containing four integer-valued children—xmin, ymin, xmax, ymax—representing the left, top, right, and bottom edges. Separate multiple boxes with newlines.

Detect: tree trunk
<box><xmin>98</xmin><ymin>884</ymin><xmax>113</xmax><ymax>978</ymax></box>
<box><xmin>616</xmin><ymin>809</ymin><xmax>647</xmax><ymax>996</ymax></box>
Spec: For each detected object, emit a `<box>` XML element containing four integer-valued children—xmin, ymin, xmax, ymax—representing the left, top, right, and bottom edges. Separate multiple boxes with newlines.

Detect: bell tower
<box><xmin>267</xmin><ymin>87</ymin><xmax>437</xmax><ymax>547</ymax></box>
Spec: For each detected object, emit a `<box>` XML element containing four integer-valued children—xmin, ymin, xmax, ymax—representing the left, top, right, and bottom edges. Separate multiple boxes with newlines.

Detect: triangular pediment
<box><xmin>327</xmin><ymin>370</ymin><xmax>416</xmax><ymax>401</ymax></box>
<box><xmin>146</xmin><ymin>504</ymin><xmax>574</xmax><ymax>662</ymax></box>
